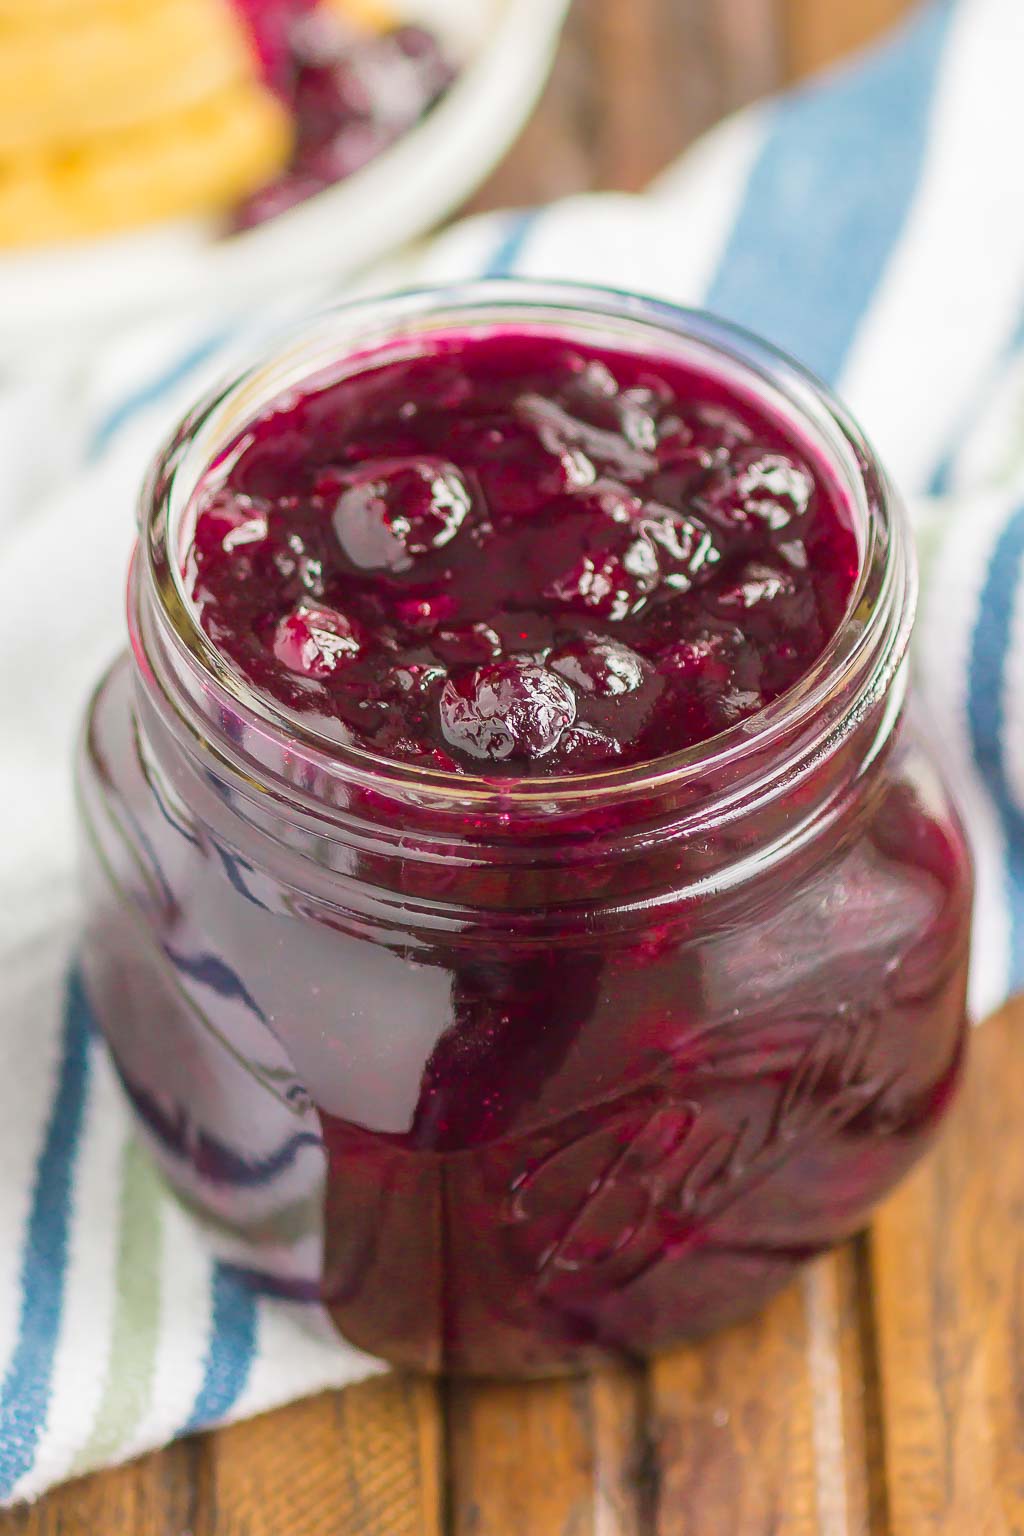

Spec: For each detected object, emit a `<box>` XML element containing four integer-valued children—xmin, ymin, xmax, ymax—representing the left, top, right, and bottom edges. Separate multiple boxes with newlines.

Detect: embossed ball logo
<box><xmin>506</xmin><ymin>1011</ymin><xmax>886</xmax><ymax>1295</ymax></box>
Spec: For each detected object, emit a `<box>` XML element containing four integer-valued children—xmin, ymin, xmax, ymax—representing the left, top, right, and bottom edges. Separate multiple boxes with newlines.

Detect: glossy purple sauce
<box><xmin>188</xmin><ymin>331</ymin><xmax>859</xmax><ymax>773</ymax></box>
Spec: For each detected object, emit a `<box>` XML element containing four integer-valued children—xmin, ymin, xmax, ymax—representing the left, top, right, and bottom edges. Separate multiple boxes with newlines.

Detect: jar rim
<box><xmin>138</xmin><ymin>278</ymin><xmax>915</xmax><ymax>811</ymax></box>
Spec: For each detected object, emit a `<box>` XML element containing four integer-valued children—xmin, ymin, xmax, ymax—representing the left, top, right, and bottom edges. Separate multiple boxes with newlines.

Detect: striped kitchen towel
<box><xmin>0</xmin><ymin>0</ymin><xmax>1022</xmax><ymax>1501</ymax></box>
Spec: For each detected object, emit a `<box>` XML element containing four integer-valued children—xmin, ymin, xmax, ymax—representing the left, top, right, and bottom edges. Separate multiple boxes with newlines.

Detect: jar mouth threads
<box><xmin>138</xmin><ymin>281</ymin><xmax>914</xmax><ymax>816</ymax></box>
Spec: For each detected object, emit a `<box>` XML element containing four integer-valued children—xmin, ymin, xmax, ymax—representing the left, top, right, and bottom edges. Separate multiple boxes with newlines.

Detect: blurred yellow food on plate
<box><xmin>0</xmin><ymin>0</ymin><xmax>255</xmax><ymax>155</ymax></box>
<box><xmin>0</xmin><ymin>81</ymin><xmax>289</xmax><ymax>247</ymax></box>
<box><xmin>0</xmin><ymin>0</ymin><xmax>160</xmax><ymax>17</ymax></box>
<box><xmin>327</xmin><ymin>0</ymin><xmax>396</xmax><ymax>29</ymax></box>
<box><xmin>0</xmin><ymin>0</ymin><xmax>293</xmax><ymax>245</ymax></box>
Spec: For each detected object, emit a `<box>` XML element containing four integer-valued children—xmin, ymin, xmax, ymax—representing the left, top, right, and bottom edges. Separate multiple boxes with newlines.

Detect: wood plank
<box><xmin>463</xmin><ymin>0</ymin><xmax>598</xmax><ymax>213</ymax></box>
<box><xmin>467</xmin><ymin>0</ymin><xmax>785</xmax><ymax>214</ymax></box>
<box><xmin>0</xmin><ymin>1377</ymin><xmax>441</xmax><ymax>1536</ymax></box>
<box><xmin>447</xmin><ymin>1367</ymin><xmax>648</xmax><ymax>1536</ymax></box>
<box><xmin>648</xmin><ymin>1248</ymin><xmax>875</xmax><ymax>1536</ymax></box>
<box><xmin>589</xmin><ymin>0</ymin><xmax>715</xmax><ymax>193</ymax></box>
<box><xmin>188</xmin><ymin>1376</ymin><xmax>442</xmax><ymax>1536</ymax></box>
<box><xmin>869</xmin><ymin>999</ymin><xmax>1024</xmax><ymax>1535</ymax></box>
<box><xmin>0</xmin><ymin>1441</ymin><xmax>196</xmax><ymax>1536</ymax></box>
<box><xmin>783</xmin><ymin>0</ymin><xmax>917</xmax><ymax>80</ymax></box>
<box><xmin>714</xmin><ymin>0</ymin><xmax>786</xmax><ymax>105</ymax></box>
<box><xmin>587</xmin><ymin>0</ymin><xmax>780</xmax><ymax>191</ymax></box>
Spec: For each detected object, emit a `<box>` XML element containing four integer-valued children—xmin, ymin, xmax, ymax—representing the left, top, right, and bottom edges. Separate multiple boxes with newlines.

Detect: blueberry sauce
<box><xmin>188</xmin><ymin>330</ymin><xmax>860</xmax><ymax>774</ymax></box>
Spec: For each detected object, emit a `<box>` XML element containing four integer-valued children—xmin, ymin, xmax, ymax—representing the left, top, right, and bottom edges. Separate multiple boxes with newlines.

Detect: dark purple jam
<box><xmin>81</xmin><ymin>307</ymin><xmax>972</xmax><ymax>1377</ymax></box>
<box><xmin>188</xmin><ymin>332</ymin><xmax>859</xmax><ymax>773</ymax></box>
<box><xmin>230</xmin><ymin>1</ymin><xmax>455</xmax><ymax>229</ymax></box>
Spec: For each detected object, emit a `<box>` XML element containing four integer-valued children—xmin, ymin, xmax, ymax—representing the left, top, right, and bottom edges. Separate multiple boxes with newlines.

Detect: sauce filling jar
<box><xmin>77</xmin><ymin>283</ymin><xmax>973</xmax><ymax>1376</ymax></box>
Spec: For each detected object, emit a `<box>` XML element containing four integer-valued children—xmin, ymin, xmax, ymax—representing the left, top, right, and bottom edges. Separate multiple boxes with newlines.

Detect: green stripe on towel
<box><xmin>71</xmin><ymin>1140</ymin><xmax>164</xmax><ymax>1474</ymax></box>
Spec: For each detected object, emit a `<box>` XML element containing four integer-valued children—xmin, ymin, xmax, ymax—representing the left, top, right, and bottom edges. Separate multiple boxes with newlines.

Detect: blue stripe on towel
<box><xmin>704</xmin><ymin>0</ymin><xmax>959</xmax><ymax>385</ymax></box>
<box><xmin>87</xmin><ymin>329</ymin><xmax>231</xmax><ymax>462</ymax></box>
<box><xmin>967</xmin><ymin>503</ymin><xmax>1024</xmax><ymax>987</ymax></box>
<box><xmin>181</xmin><ymin>1265</ymin><xmax>259</xmax><ymax>1434</ymax></box>
<box><xmin>0</xmin><ymin>974</ymin><xmax>95</xmax><ymax>1499</ymax></box>
<box><xmin>484</xmin><ymin>209</ymin><xmax>541</xmax><ymax>278</ymax></box>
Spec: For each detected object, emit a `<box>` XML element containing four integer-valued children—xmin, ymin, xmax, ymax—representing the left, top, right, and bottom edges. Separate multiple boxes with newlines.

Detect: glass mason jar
<box><xmin>76</xmin><ymin>283</ymin><xmax>973</xmax><ymax>1377</ymax></box>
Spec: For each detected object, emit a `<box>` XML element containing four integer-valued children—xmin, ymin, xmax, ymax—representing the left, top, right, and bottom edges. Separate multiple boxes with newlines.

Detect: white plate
<box><xmin>0</xmin><ymin>0</ymin><xmax>569</xmax><ymax>344</ymax></box>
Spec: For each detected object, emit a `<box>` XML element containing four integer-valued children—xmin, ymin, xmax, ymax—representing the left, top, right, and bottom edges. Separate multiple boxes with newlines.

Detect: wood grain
<box><xmin>192</xmin><ymin>1377</ymin><xmax>443</xmax><ymax>1536</ymax></box>
<box><xmin>465</xmin><ymin>0</ymin><xmax>596</xmax><ymax>212</ymax></box>
<box><xmin>0</xmin><ymin>1441</ymin><xmax>197</xmax><ymax>1536</ymax></box>
<box><xmin>446</xmin><ymin>1368</ymin><xmax>648</xmax><ymax>1536</ymax></box>
<box><xmin>468</xmin><ymin>0</ymin><xmax>784</xmax><ymax>212</ymax></box>
<box><xmin>647</xmin><ymin>1249</ymin><xmax>875</xmax><ymax>1536</ymax></box>
<box><xmin>869</xmin><ymin>1001</ymin><xmax>1024</xmax><ymax>1535</ymax></box>
<box><xmin>586</xmin><ymin>0</ymin><xmax>780</xmax><ymax>191</ymax></box>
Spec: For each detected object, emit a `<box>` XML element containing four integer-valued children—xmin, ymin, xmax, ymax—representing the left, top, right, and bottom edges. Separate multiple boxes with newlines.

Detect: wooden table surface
<box><xmin>20</xmin><ymin>1</ymin><xmax>1016</xmax><ymax>1531</ymax></box>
